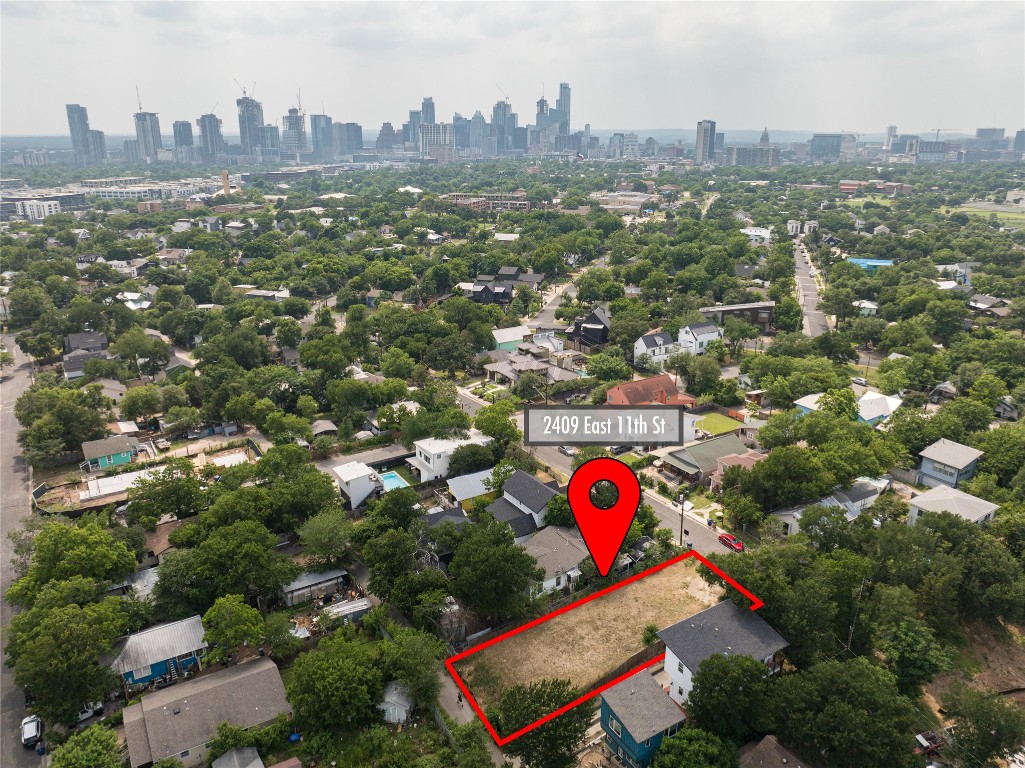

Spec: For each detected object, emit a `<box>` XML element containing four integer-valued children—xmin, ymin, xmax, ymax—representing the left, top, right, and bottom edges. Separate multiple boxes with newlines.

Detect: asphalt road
<box><xmin>0</xmin><ymin>336</ymin><xmax>40</xmax><ymax>767</ymax></box>
<box><xmin>794</xmin><ymin>240</ymin><xmax>829</xmax><ymax>337</ymax></box>
<box><xmin>530</xmin><ymin>282</ymin><xmax>575</xmax><ymax>330</ymax></box>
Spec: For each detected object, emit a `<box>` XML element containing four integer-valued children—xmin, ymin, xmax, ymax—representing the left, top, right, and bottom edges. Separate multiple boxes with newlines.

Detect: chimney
<box><xmin>222</xmin><ymin>170</ymin><xmax>230</xmax><ymax>196</ymax></box>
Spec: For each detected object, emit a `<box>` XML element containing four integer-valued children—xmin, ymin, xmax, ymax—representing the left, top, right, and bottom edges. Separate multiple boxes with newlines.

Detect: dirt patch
<box><xmin>923</xmin><ymin>620</ymin><xmax>1025</xmax><ymax>719</ymax></box>
<box><xmin>456</xmin><ymin>558</ymin><xmax>720</xmax><ymax>707</ymax></box>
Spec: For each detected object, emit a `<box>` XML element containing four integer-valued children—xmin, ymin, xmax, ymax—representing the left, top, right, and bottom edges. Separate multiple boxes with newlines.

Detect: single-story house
<box><xmin>659</xmin><ymin>601</ymin><xmax>787</xmax><ymax>704</ymax></box>
<box><xmin>996</xmin><ymin>396</ymin><xmax>1019</xmax><ymax>421</ymax></box>
<box><xmin>311</xmin><ymin>419</ymin><xmax>338</xmax><ymax>437</ymax></box>
<box><xmin>493</xmin><ymin>325</ymin><xmax>531</xmax><ymax>352</ymax></box>
<box><xmin>605</xmin><ymin>373</ymin><xmax>695</xmax><ymax>408</ymax></box>
<box><xmin>853</xmin><ymin>299</ymin><xmax>879</xmax><ymax>316</ymax></box>
<box><xmin>82</xmin><ymin>435</ymin><xmax>138</xmax><ymax>471</ymax></box>
<box><xmin>653</xmin><ymin>434</ymin><xmax>748</xmax><ymax>485</ymax></box>
<box><xmin>110</xmin><ymin>615</ymin><xmax>207</xmax><ymax>693</ymax></box>
<box><xmin>445</xmin><ymin>469</ymin><xmax>496</xmax><ymax>510</ymax></box>
<box><xmin>772</xmin><ymin>477</ymin><xmax>892</xmax><ymax>535</ymax></box>
<box><xmin>601</xmin><ymin>670</ymin><xmax>685</xmax><ymax>768</ymax></box>
<box><xmin>378</xmin><ymin>681</ymin><xmax>415</xmax><ymax>725</ymax></box>
<box><xmin>281</xmin><ymin>568</ymin><xmax>348</xmax><ymax>607</ymax></box>
<box><xmin>918</xmin><ymin>438</ymin><xmax>983</xmax><ymax>488</ymax></box>
<box><xmin>739</xmin><ymin>736</ymin><xmax>808</xmax><ymax>768</ymax></box>
<box><xmin>212</xmin><ymin>747</ymin><xmax>263</xmax><ymax>768</ymax></box>
<box><xmin>123</xmin><ymin>657</ymin><xmax>291</xmax><ymax>768</ymax></box>
<box><xmin>794</xmin><ymin>391</ymin><xmax>902</xmax><ymax>426</ymax></box>
<box><xmin>93</xmin><ymin>377</ymin><xmax>127</xmax><ymax>404</ymax></box>
<box><xmin>908</xmin><ymin>486</ymin><xmax>999</xmax><ymax>526</ymax></box>
<box><xmin>524</xmin><ymin>525</ymin><xmax>588</xmax><ymax>594</ymax></box>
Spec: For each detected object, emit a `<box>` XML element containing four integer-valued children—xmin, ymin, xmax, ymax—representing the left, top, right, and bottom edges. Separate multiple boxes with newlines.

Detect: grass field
<box><xmin>697</xmin><ymin>412</ymin><xmax>745</xmax><ymax>436</ymax></box>
<box><xmin>947</xmin><ymin>205</ymin><xmax>1025</xmax><ymax>225</ymax></box>
<box><xmin>454</xmin><ymin>558</ymin><xmax>720</xmax><ymax>707</ymax></box>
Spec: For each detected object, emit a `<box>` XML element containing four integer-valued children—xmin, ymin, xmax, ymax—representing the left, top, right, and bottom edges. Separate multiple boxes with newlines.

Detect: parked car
<box><xmin>718</xmin><ymin>532</ymin><xmax>745</xmax><ymax>552</ymax></box>
<box><xmin>851</xmin><ymin>377</ymin><xmax>868</xmax><ymax>386</ymax></box>
<box><xmin>155</xmin><ymin>438</ymin><xmax>171</xmax><ymax>450</ymax></box>
<box><xmin>21</xmin><ymin>715</ymin><xmax>41</xmax><ymax>748</ymax></box>
<box><xmin>76</xmin><ymin>702</ymin><xmax>104</xmax><ymax>723</ymax></box>
<box><xmin>558</xmin><ymin>446</ymin><xmax>578</xmax><ymax>456</ymax></box>
<box><xmin>610</xmin><ymin>445</ymin><xmax>632</xmax><ymax>456</ymax></box>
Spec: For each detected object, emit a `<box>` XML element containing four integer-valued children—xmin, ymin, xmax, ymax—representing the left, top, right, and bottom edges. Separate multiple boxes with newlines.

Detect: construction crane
<box><xmin>210</xmin><ymin>101</ymin><xmax>219</xmax><ymax>114</ymax></box>
<box><xmin>135</xmin><ymin>85</ymin><xmax>143</xmax><ymax>112</ymax></box>
<box><xmin>233</xmin><ymin>80</ymin><xmax>257</xmax><ymax>99</ymax></box>
<box><xmin>496</xmin><ymin>83</ymin><xmax>510</xmax><ymax>102</ymax></box>
<box><xmin>931</xmin><ymin>128</ymin><xmax>959</xmax><ymax>140</ymax></box>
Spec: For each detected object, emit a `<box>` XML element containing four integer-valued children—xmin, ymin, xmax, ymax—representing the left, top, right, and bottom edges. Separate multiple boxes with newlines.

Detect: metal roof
<box><xmin>602</xmin><ymin>670</ymin><xmax>685</xmax><ymax>739</ymax></box>
<box><xmin>282</xmin><ymin>568</ymin><xmax>348</xmax><ymax>594</ymax></box>
<box><xmin>446</xmin><ymin>469</ymin><xmax>493</xmax><ymax>502</ymax></box>
<box><xmin>911</xmin><ymin>486</ymin><xmax>999</xmax><ymax>522</ymax></box>
<box><xmin>658</xmin><ymin>600</ymin><xmax>787</xmax><ymax>674</ymax></box>
<box><xmin>111</xmin><ymin>615</ymin><xmax>207</xmax><ymax>675</ymax></box>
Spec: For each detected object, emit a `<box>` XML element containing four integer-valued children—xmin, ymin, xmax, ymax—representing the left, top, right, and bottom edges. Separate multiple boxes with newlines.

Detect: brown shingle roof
<box><xmin>606</xmin><ymin>374</ymin><xmax>683</xmax><ymax>406</ymax></box>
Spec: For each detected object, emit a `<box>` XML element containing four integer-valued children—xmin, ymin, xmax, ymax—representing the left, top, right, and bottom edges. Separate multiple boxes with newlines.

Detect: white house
<box><xmin>378</xmin><ymin>681</ymin><xmax>415</xmax><ymax>725</ymax></box>
<box><xmin>332</xmin><ymin>461</ymin><xmax>382</xmax><ymax>510</ymax></box>
<box><xmin>678</xmin><ymin>322</ymin><xmax>722</xmax><ymax>356</ymax></box>
<box><xmin>633</xmin><ymin>330</ymin><xmax>679</xmax><ymax>367</ymax></box>
<box><xmin>873</xmin><ymin>225</ymin><xmax>891</xmax><ymax>235</ymax></box>
<box><xmin>739</xmin><ymin>226</ymin><xmax>773</xmax><ymax>245</ymax></box>
<box><xmin>908</xmin><ymin>486</ymin><xmax>999</xmax><ymax>526</ymax></box>
<box><xmin>524</xmin><ymin>526</ymin><xmax>588</xmax><ymax>594</ymax></box>
<box><xmin>406</xmin><ymin>430</ymin><xmax>492</xmax><ymax>482</ymax></box>
<box><xmin>659</xmin><ymin>601</ymin><xmax>787</xmax><ymax>705</ymax></box>
<box><xmin>853</xmin><ymin>299</ymin><xmax>879</xmax><ymax>316</ymax></box>
<box><xmin>786</xmin><ymin>220</ymin><xmax>802</xmax><ymax>236</ymax></box>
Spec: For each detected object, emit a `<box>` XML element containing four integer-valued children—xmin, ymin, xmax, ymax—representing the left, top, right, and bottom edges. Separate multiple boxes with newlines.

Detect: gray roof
<box><xmin>738</xmin><ymin>735</ymin><xmax>808</xmax><ymax>768</ymax></box>
<box><xmin>66</xmin><ymin>330</ymin><xmax>107</xmax><ymax>350</ymax></box>
<box><xmin>911</xmin><ymin>485</ymin><xmax>999</xmax><ymax>522</ymax></box>
<box><xmin>667</xmin><ymin>434</ymin><xmax>747</xmax><ymax>475</ymax></box>
<box><xmin>919</xmin><ymin>438</ymin><xmax>983</xmax><ymax>469</ymax></box>
<box><xmin>682</xmin><ymin>321</ymin><xmax>721</xmax><ymax>336</ymax></box>
<box><xmin>658</xmin><ymin>601</ymin><xmax>787</xmax><ymax>674</ymax></box>
<box><xmin>82</xmin><ymin>434</ymin><xmax>136</xmax><ymax>461</ymax></box>
<box><xmin>381</xmin><ymin>680</ymin><xmax>415</xmax><ymax>710</ymax></box>
<box><xmin>111</xmin><ymin>615</ymin><xmax>207</xmax><ymax>675</ymax></box>
<box><xmin>310</xmin><ymin>419</ymin><xmax>337</xmax><ymax>435</ymax></box>
<box><xmin>523</xmin><ymin>526</ymin><xmax>588</xmax><ymax>580</ymax></box>
<box><xmin>638</xmin><ymin>331</ymin><xmax>674</xmax><ymax>349</ymax></box>
<box><xmin>123</xmin><ymin>658</ymin><xmax>291</xmax><ymax>768</ymax></box>
<box><xmin>282</xmin><ymin>568</ymin><xmax>347</xmax><ymax>595</ymax></box>
<box><xmin>503</xmin><ymin>470</ymin><xmax>557</xmax><ymax>514</ymax></box>
<box><xmin>426</xmin><ymin>509</ymin><xmax>471</xmax><ymax>529</ymax></box>
<box><xmin>602</xmin><ymin>670</ymin><xmax>685</xmax><ymax>739</ymax></box>
<box><xmin>486</xmin><ymin>497</ymin><xmax>538</xmax><ymax>538</ymax></box>
<box><xmin>446</xmin><ymin>469</ymin><xmax>494</xmax><ymax>502</ymax></box>
<box><xmin>212</xmin><ymin>747</ymin><xmax>264</xmax><ymax>768</ymax></box>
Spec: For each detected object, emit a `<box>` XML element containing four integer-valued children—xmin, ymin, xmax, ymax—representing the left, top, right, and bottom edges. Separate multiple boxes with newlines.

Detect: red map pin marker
<box><xmin>568</xmin><ymin>457</ymin><xmax>641</xmax><ymax>577</ymax></box>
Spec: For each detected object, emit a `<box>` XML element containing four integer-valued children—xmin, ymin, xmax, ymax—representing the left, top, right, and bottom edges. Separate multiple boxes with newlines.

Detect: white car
<box><xmin>21</xmin><ymin>715</ymin><xmax>41</xmax><ymax>748</ymax></box>
<box><xmin>558</xmin><ymin>446</ymin><xmax>578</xmax><ymax>456</ymax></box>
<box><xmin>76</xmin><ymin>702</ymin><xmax>104</xmax><ymax>723</ymax></box>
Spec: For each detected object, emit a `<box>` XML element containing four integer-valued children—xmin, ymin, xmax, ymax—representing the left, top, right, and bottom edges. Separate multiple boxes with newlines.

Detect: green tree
<box><xmin>202</xmin><ymin>594</ymin><xmax>265</xmax><ymax>664</ymax></box>
<box><xmin>381</xmin><ymin>347</ymin><xmax>416</xmax><ymax>379</ymax></box>
<box><xmin>110</xmin><ymin>327</ymin><xmax>171</xmax><ymax>378</ymax></box>
<box><xmin>544</xmin><ymin>494</ymin><xmax>573</xmax><ymax>527</ymax></box>
<box><xmin>263</xmin><ymin>612</ymin><xmax>305</xmax><ymax>661</ymax></box>
<box><xmin>774</xmin><ymin>296</ymin><xmax>804</xmax><ymax>334</ymax></box>
<box><xmin>687</xmin><ymin>654</ymin><xmax>773</xmax><ymax>743</ymax></box>
<box><xmin>818</xmin><ymin>387</ymin><xmax>858</xmax><ymax>421</ymax></box>
<box><xmin>723</xmin><ymin>316</ymin><xmax>759</xmax><ymax>359</ymax></box>
<box><xmin>686</xmin><ymin>354</ymin><xmax>722</xmax><ymax>395</ymax></box>
<box><xmin>652</xmin><ymin>727</ymin><xmax>739</xmax><ymax>768</ymax></box>
<box><xmin>50</xmin><ymin>725</ymin><xmax>123</xmax><ymax>768</ymax></box>
<box><xmin>586</xmin><ymin>351</ymin><xmax>632</xmax><ymax>382</ymax></box>
<box><xmin>491</xmin><ymin>679</ymin><xmax>594</xmax><ymax>768</ymax></box>
<box><xmin>297</xmin><ymin>508</ymin><xmax>354</xmax><ymax>569</ymax></box>
<box><xmin>163</xmin><ymin>405</ymin><xmax>202</xmax><ymax>433</ymax></box>
<box><xmin>968</xmin><ymin>373</ymin><xmax>1008</xmax><ymax>410</ymax></box>
<box><xmin>118</xmin><ymin>384</ymin><xmax>162</xmax><ymax>421</ymax></box>
<box><xmin>363</xmin><ymin>529</ymin><xmax>417</xmax><ymax>600</ymax></box>
<box><xmin>381</xmin><ymin>624</ymin><xmax>445</xmax><ymax>706</ymax></box>
<box><xmin>450</xmin><ymin>517</ymin><xmax>542</xmax><ymax>621</ymax></box>
<box><xmin>127</xmin><ymin>457</ymin><xmax>202</xmax><ymax>522</ymax></box>
<box><xmin>943</xmin><ymin>684</ymin><xmax>1025</xmax><ymax>768</ymax></box>
<box><xmin>287</xmin><ymin>632</ymin><xmax>384</xmax><ymax>732</ymax></box>
<box><xmin>276</xmin><ymin>317</ymin><xmax>302</xmax><ymax>349</ymax></box>
<box><xmin>880</xmin><ymin>618</ymin><xmax>947</xmax><ymax>695</ymax></box>
<box><xmin>774</xmin><ymin>658</ymin><xmax>918</xmax><ymax>768</ymax></box>
<box><xmin>448</xmin><ymin>442</ymin><xmax>497</xmax><ymax>477</ymax></box>
<box><xmin>474</xmin><ymin>400</ymin><xmax>521</xmax><ymax>445</ymax></box>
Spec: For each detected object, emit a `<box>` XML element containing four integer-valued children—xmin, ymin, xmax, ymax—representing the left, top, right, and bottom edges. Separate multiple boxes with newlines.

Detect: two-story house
<box><xmin>111</xmin><ymin>615</ymin><xmax>207</xmax><ymax>694</ymax></box>
<box><xmin>659</xmin><ymin>601</ymin><xmax>787</xmax><ymax>704</ymax></box>
<box><xmin>332</xmin><ymin>461</ymin><xmax>383</xmax><ymax>510</ymax></box>
<box><xmin>601</xmin><ymin>670</ymin><xmax>685</xmax><ymax>768</ymax></box>
<box><xmin>486</xmin><ymin>470</ymin><xmax>558</xmax><ymax>543</ymax></box>
<box><xmin>633</xmin><ymin>330</ymin><xmax>679</xmax><ymax>368</ymax></box>
<box><xmin>677</xmin><ymin>322</ymin><xmax>722</xmax><ymax>356</ymax></box>
<box><xmin>570</xmin><ymin>307</ymin><xmax>612</xmax><ymax>349</ymax></box>
<box><xmin>406</xmin><ymin>430</ymin><xmax>492</xmax><ymax>482</ymax></box>
<box><xmin>918</xmin><ymin>438</ymin><xmax>983</xmax><ymax>488</ymax></box>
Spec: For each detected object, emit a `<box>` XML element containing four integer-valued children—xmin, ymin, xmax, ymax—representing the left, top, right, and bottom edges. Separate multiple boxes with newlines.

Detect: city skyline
<box><xmin>2</xmin><ymin>1</ymin><xmax>1022</xmax><ymax>137</ymax></box>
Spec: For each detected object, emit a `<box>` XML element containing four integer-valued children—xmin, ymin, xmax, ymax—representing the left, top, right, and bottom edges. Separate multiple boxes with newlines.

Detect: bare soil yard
<box><xmin>455</xmin><ymin>558</ymin><xmax>720</xmax><ymax>707</ymax></box>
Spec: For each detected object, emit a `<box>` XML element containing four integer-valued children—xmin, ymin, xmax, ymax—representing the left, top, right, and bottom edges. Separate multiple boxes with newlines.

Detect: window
<box><xmin>555</xmin><ymin>574</ymin><xmax>562</xmax><ymax>587</ymax></box>
<box><xmin>609</xmin><ymin>716</ymin><xmax>622</xmax><ymax>737</ymax></box>
<box><xmin>180</xmin><ymin>750</ymin><xmax>190</xmax><ymax>758</ymax></box>
<box><xmin>677</xmin><ymin>686</ymin><xmax>683</xmax><ymax>696</ymax></box>
<box><xmin>677</xmin><ymin>660</ymin><xmax>684</xmax><ymax>673</ymax></box>
<box><xmin>645</xmin><ymin>738</ymin><xmax>651</xmax><ymax>747</ymax></box>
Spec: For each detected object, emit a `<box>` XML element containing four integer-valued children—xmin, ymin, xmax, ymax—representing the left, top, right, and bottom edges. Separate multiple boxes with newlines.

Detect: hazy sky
<box><xmin>2</xmin><ymin>1</ymin><xmax>1023</xmax><ymax>136</ymax></box>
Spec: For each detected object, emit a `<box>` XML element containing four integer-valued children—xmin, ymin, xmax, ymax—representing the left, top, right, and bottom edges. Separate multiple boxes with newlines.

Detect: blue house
<box><xmin>848</xmin><ymin>258</ymin><xmax>894</xmax><ymax>274</ymax></box>
<box><xmin>110</xmin><ymin>615</ymin><xmax>207</xmax><ymax>694</ymax></box>
<box><xmin>600</xmin><ymin>670</ymin><xmax>685</xmax><ymax>768</ymax></box>
<box><xmin>918</xmin><ymin>438</ymin><xmax>984</xmax><ymax>488</ymax></box>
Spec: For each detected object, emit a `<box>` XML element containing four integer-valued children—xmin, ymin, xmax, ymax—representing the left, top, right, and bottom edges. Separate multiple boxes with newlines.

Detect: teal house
<box><xmin>492</xmin><ymin>325</ymin><xmax>531</xmax><ymax>352</ymax></box>
<box><xmin>601</xmin><ymin>670</ymin><xmax>685</xmax><ymax>768</ymax></box>
<box><xmin>82</xmin><ymin>435</ymin><xmax>137</xmax><ymax>471</ymax></box>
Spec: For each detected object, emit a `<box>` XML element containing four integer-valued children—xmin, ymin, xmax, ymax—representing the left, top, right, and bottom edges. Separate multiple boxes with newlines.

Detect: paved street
<box><xmin>529</xmin><ymin>282</ymin><xmax>575</xmax><ymax>330</ymax></box>
<box><xmin>456</xmin><ymin>386</ymin><xmax>488</xmax><ymax>417</ymax></box>
<box><xmin>794</xmin><ymin>238</ymin><xmax>829</xmax><ymax>337</ymax></box>
<box><xmin>1</xmin><ymin>337</ymin><xmax>40</xmax><ymax>768</ymax></box>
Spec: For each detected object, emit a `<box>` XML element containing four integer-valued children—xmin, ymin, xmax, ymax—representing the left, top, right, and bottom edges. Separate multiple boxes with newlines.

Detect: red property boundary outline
<box><xmin>444</xmin><ymin>549</ymin><xmax>763</xmax><ymax>746</ymax></box>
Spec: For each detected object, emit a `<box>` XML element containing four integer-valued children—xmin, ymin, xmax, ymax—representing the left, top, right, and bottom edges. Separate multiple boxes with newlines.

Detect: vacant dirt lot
<box><xmin>455</xmin><ymin>558</ymin><xmax>720</xmax><ymax>706</ymax></box>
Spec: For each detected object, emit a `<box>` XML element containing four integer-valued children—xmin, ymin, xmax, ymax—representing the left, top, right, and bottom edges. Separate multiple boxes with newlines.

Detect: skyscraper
<box><xmin>376</xmin><ymin>122</ymin><xmax>399</xmax><ymax>151</ymax></box>
<box><xmin>333</xmin><ymin>122</ymin><xmax>363</xmax><ymax>156</ymax></box>
<box><xmin>310</xmin><ymin>114</ymin><xmax>334</xmax><ymax>159</ymax></box>
<box><xmin>281</xmin><ymin>108</ymin><xmax>308</xmax><ymax>153</ymax></box>
<box><xmin>134</xmin><ymin>112</ymin><xmax>162</xmax><ymax>159</ymax></box>
<box><xmin>884</xmin><ymin>125</ymin><xmax>898</xmax><ymax>150</ymax></box>
<box><xmin>420</xmin><ymin>122</ymin><xmax>454</xmax><ymax>162</ymax></box>
<box><xmin>491</xmin><ymin>100</ymin><xmax>516</xmax><ymax>153</ymax></box>
<box><xmin>421</xmin><ymin>97</ymin><xmax>436</xmax><ymax>125</ymax></box>
<box><xmin>258</xmin><ymin>125</ymin><xmax>280</xmax><ymax>152</ymax></box>
<box><xmin>236</xmin><ymin>95</ymin><xmax>264</xmax><ymax>156</ymax></box>
<box><xmin>87</xmin><ymin>130</ymin><xmax>107</xmax><ymax>164</ymax></box>
<box><xmin>66</xmin><ymin>104</ymin><xmax>92</xmax><ymax>164</ymax></box>
<box><xmin>123</xmin><ymin>139</ymin><xmax>141</xmax><ymax>164</ymax></box>
<box><xmin>695</xmin><ymin>119</ymin><xmax>716</xmax><ymax>163</ymax></box>
<box><xmin>468</xmin><ymin>111</ymin><xmax>487</xmax><ymax>149</ymax></box>
<box><xmin>407</xmin><ymin>110</ymin><xmax>423</xmax><ymax>146</ymax></box>
<box><xmin>1014</xmin><ymin>130</ymin><xmax>1025</xmax><ymax>153</ymax></box>
<box><xmin>809</xmin><ymin>133</ymin><xmax>843</xmax><ymax>161</ymax></box>
<box><xmin>556</xmin><ymin>82</ymin><xmax>571</xmax><ymax>134</ymax></box>
<box><xmin>173</xmin><ymin>121</ymin><xmax>194</xmax><ymax>148</ymax></box>
<box><xmin>197</xmin><ymin>114</ymin><xmax>225</xmax><ymax>159</ymax></box>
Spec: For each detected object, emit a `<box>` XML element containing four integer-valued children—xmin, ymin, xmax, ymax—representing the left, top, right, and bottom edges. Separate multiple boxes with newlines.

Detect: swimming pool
<box><xmin>380</xmin><ymin>470</ymin><xmax>412</xmax><ymax>492</ymax></box>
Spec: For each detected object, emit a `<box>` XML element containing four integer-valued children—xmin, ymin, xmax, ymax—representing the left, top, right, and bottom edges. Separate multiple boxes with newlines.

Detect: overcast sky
<box><xmin>2</xmin><ymin>1</ymin><xmax>1023</xmax><ymax>137</ymax></box>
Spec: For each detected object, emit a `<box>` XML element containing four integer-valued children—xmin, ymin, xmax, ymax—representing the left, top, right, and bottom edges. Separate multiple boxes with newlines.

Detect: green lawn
<box><xmin>948</xmin><ymin>205</ymin><xmax>1025</xmax><ymax>225</ymax></box>
<box><xmin>619</xmin><ymin>452</ymin><xmax>643</xmax><ymax>467</ymax></box>
<box><xmin>697</xmin><ymin>412</ymin><xmax>745</xmax><ymax>436</ymax></box>
<box><xmin>843</xmin><ymin>194</ymin><xmax>895</xmax><ymax>209</ymax></box>
<box><xmin>393</xmin><ymin>465</ymin><xmax>418</xmax><ymax>486</ymax></box>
